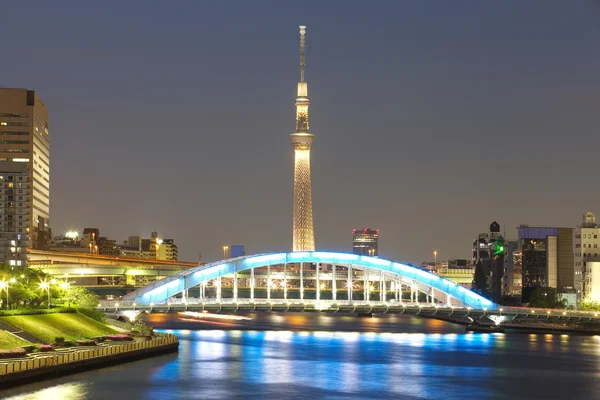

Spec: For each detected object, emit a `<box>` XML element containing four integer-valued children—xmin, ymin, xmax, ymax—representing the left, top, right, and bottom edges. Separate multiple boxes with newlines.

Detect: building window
<box><xmin>0</xmin><ymin>114</ymin><xmax>28</xmax><ymax>118</ymax></box>
<box><xmin>584</xmin><ymin>234</ymin><xmax>587</xmax><ymax>239</ymax></box>
<box><xmin>0</xmin><ymin>122</ymin><xmax>28</xmax><ymax>127</ymax></box>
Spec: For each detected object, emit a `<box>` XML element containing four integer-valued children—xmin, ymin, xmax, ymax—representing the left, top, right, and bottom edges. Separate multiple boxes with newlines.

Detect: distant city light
<box><xmin>65</xmin><ymin>230</ymin><xmax>79</xmax><ymax>239</ymax></box>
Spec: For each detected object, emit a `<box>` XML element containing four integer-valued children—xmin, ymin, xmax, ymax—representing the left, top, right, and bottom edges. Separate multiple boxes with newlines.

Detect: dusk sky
<box><xmin>2</xmin><ymin>1</ymin><xmax>600</xmax><ymax>263</ymax></box>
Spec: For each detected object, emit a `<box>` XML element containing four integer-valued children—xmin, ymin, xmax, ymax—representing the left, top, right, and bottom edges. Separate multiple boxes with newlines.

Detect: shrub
<box><xmin>76</xmin><ymin>307</ymin><xmax>106</xmax><ymax>323</ymax></box>
<box><xmin>62</xmin><ymin>340</ymin><xmax>74</xmax><ymax>347</ymax></box>
<box><xmin>75</xmin><ymin>339</ymin><xmax>96</xmax><ymax>346</ymax></box>
<box><xmin>107</xmin><ymin>334</ymin><xmax>134</xmax><ymax>342</ymax></box>
<box><xmin>0</xmin><ymin>307</ymin><xmax>75</xmax><ymax>316</ymax></box>
<box><xmin>133</xmin><ymin>320</ymin><xmax>154</xmax><ymax>336</ymax></box>
<box><xmin>0</xmin><ymin>348</ymin><xmax>27</xmax><ymax>358</ymax></box>
<box><xmin>55</xmin><ymin>337</ymin><xmax>65</xmax><ymax>344</ymax></box>
<box><xmin>39</xmin><ymin>345</ymin><xmax>53</xmax><ymax>352</ymax></box>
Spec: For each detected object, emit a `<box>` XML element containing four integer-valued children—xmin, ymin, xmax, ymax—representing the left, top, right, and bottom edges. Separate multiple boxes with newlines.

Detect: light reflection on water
<box><xmin>2</xmin><ymin>324</ymin><xmax>600</xmax><ymax>399</ymax></box>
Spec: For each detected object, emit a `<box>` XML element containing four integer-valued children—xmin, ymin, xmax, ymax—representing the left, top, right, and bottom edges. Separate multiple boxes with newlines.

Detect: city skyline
<box><xmin>2</xmin><ymin>2</ymin><xmax>600</xmax><ymax>263</ymax></box>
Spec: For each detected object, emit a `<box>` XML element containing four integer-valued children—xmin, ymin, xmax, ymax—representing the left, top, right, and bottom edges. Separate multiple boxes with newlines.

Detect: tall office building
<box><xmin>352</xmin><ymin>228</ymin><xmax>379</xmax><ymax>256</ymax></box>
<box><xmin>573</xmin><ymin>212</ymin><xmax>600</xmax><ymax>301</ymax></box>
<box><xmin>0</xmin><ymin>89</ymin><xmax>51</xmax><ymax>267</ymax></box>
<box><xmin>291</xmin><ymin>26</ymin><xmax>316</xmax><ymax>252</ymax></box>
<box><xmin>516</xmin><ymin>226</ymin><xmax>573</xmax><ymax>302</ymax></box>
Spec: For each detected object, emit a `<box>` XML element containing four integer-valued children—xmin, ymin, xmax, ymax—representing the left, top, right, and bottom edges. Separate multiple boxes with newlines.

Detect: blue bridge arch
<box><xmin>122</xmin><ymin>252</ymin><xmax>497</xmax><ymax>310</ymax></box>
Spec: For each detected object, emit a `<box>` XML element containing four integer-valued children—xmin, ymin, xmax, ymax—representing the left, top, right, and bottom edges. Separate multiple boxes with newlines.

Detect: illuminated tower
<box><xmin>291</xmin><ymin>25</ymin><xmax>315</xmax><ymax>251</ymax></box>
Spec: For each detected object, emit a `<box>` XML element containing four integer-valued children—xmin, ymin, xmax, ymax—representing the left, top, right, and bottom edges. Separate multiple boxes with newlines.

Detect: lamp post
<box><xmin>433</xmin><ymin>250</ymin><xmax>438</xmax><ymax>269</ymax></box>
<box><xmin>223</xmin><ymin>245</ymin><xmax>229</xmax><ymax>260</ymax></box>
<box><xmin>40</xmin><ymin>281</ymin><xmax>50</xmax><ymax>308</ymax></box>
<box><xmin>0</xmin><ymin>281</ymin><xmax>7</xmax><ymax>309</ymax></box>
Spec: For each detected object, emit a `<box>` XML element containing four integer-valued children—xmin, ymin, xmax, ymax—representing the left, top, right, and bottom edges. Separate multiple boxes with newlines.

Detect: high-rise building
<box><xmin>352</xmin><ymin>228</ymin><xmax>379</xmax><ymax>256</ymax></box>
<box><xmin>503</xmin><ymin>240</ymin><xmax>520</xmax><ymax>296</ymax></box>
<box><xmin>573</xmin><ymin>212</ymin><xmax>600</xmax><ymax>301</ymax></box>
<box><xmin>158</xmin><ymin>239</ymin><xmax>178</xmax><ymax>261</ymax></box>
<box><xmin>516</xmin><ymin>226</ymin><xmax>573</xmax><ymax>302</ymax></box>
<box><xmin>472</xmin><ymin>221</ymin><xmax>502</xmax><ymax>263</ymax></box>
<box><xmin>0</xmin><ymin>89</ymin><xmax>51</xmax><ymax>267</ymax></box>
<box><xmin>291</xmin><ymin>25</ymin><xmax>315</xmax><ymax>252</ymax></box>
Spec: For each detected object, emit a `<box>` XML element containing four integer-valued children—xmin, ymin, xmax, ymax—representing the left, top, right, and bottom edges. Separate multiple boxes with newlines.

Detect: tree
<box><xmin>579</xmin><ymin>299</ymin><xmax>600</xmax><ymax>311</ymax></box>
<box><xmin>472</xmin><ymin>260</ymin><xmax>490</xmax><ymax>298</ymax></box>
<box><xmin>61</xmin><ymin>286</ymin><xmax>98</xmax><ymax>309</ymax></box>
<box><xmin>527</xmin><ymin>287</ymin><xmax>567</xmax><ymax>309</ymax></box>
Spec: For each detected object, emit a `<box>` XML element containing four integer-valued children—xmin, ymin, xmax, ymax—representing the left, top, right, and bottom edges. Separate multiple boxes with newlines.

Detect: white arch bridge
<box><xmin>109</xmin><ymin>252</ymin><xmax>496</xmax><ymax>311</ymax></box>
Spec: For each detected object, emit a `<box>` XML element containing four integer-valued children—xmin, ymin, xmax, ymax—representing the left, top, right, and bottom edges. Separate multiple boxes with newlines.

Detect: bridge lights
<box><xmin>531</xmin><ymin>310</ymin><xmax>535</xmax><ymax>314</ymax></box>
<box><xmin>562</xmin><ymin>311</ymin><xmax>567</xmax><ymax>316</ymax></box>
<box><xmin>499</xmin><ymin>308</ymin><xmax>504</xmax><ymax>313</ymax></box>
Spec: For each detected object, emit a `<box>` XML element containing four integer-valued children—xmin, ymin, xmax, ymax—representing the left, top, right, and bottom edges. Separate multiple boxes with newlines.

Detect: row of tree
<box><xmin>0</xmin><ymin>264</ymin><xmax>97</xmax><ymax>309</ymax></box>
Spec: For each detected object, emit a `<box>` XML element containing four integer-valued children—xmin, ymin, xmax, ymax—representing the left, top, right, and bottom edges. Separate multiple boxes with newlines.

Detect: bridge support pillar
<box><xmin>348</xmin><ymin>265</ymin><xmax>352</xmax><ymax>303</ymax></box>
<box><xmin>316</xmin><ymin>263</ymin><xmax>320</xmax><ymax>301</ymax></box>
<box><xmin>430</xmin><ymin>286</ymin><xmax>435</xmax><ymax>305</ymax></box>
<box><xmin>267</xmin><ymin>264</ymin><xmax>271</xmax><ymax>300</ymax></box>
<box><xmin>251</xmin><ymin>268</ymin><xmax>255</xmax><ymax>301</ymax></box>
<box><xmin>380</xmin><ymin>270</ymin><xmax>384</xmax><ymax>302</ymax></box>
<box><xmin>234</xmin><ymin>272</ymin><xmax>238</xmax><ymax>301</ymax></box>
<box><xmin>300</xmin><ymin>263</ymin><xmax>304</xmax><ymax>301</ymax></box>
<box><xmin>284</xmin><ymin>263</ymin><xmax>287</xmax><ymax>300</ymax></box>
<box><xmin>332</xmin><ymin>264</ymin><xmax>336</xmax><ymax>301</ymax></box>
<box><xmin>445</xmin><ymin>293</ymin><xmax>450</xmax><ymax>306</ymax></box>
<box><xmin>217</xmin><ymin>277</ymin><xmax>222</xmax><ymax>301</ymax></box>
<box><xmin>364</xmin><ymin>268</ymin><xmax>369</xmax><ymax>301</ymax></box>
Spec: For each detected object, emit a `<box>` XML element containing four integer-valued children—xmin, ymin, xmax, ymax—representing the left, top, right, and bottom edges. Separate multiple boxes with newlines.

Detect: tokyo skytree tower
<box><xmin>291</xmin><ymin>25</ymin><xmax>315</xmax><ymax>252</ymax></box>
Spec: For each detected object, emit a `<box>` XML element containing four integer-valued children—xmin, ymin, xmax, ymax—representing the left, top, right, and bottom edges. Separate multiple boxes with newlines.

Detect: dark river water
<box><xmin>2</xmin><ymin>313</ymin><xmax>600</xmax><ymax>399</ymax></box>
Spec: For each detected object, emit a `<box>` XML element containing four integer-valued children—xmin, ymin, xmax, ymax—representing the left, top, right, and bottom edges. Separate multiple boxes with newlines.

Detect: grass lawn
<box><xmin>0</xmin><ymin>330</ymin><xmax>30</xmax><ymax>349</ymax></box>
<box><xmin>0</xmin><ymin>313</ymin><xmax>117</xmax><ymax>343</ymax></box>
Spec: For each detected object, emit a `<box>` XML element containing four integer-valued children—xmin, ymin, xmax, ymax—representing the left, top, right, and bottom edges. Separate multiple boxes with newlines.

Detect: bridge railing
<box><xmin>98</xmin><ymin>298</ymin><xmax>456</xmax><ymax>309</ymax></box>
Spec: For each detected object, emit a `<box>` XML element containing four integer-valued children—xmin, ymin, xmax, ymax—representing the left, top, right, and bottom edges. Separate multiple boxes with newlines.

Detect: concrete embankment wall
<box><xmin>0</xmin><ymin>334</ymin><xmax>178</xmax><ymax>387</ymax></box>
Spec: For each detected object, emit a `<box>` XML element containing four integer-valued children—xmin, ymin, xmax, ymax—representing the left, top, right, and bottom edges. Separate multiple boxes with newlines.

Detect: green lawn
<box><xmin>0</xmin><ymin>313</ymin><xmax>117</xmax><ymax>343</ymax></box>
<box><xmin>0</xmin><ymin>330</ymin><xmax>30</xmax><ymax>349</ymax></box>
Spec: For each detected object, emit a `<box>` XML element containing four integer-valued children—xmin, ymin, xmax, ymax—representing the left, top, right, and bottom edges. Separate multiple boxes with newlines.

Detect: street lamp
<box><xmin>433</xmin><ymin>250</ymin><xmax>438</xmax><ymax>268</ymax></box>
<box><xmin>223</xmin><ymin>245</ymin><xmax>229</xmax><ymax>260</ymax></box>
<box><xmin>0</xmin><ymin>281</ymin><xmax>8</xmax><ymax>309</ymax></box>
<box><xmin>40</xmin><ymin>281</ymin><xmax>50</xmax><ymax>308</ymax></box>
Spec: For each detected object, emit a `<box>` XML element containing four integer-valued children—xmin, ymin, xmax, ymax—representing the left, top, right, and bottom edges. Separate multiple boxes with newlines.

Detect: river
<box><xmin>1</xmin><ymin>313</ymin><xmax>600</xmax><ymax>399</ymax></box>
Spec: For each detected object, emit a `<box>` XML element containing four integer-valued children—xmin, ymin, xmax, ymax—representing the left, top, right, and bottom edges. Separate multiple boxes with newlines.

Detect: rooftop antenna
<box><xmin>299</xmin><ymin>25</ymin><xmax>306</xmax><ymax>82</ymax></box>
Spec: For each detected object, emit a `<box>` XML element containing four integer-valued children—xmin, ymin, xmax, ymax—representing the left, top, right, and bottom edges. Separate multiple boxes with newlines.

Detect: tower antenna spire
<box><xmin>299</xmin><ymin>25</ymin><xmax>306</xmax><ymax>82</ymax></box>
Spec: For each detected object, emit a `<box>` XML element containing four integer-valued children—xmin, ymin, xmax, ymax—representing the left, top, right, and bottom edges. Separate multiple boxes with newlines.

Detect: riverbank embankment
<box><xmin>0</xmin><ymin>333</ymin><xmax>178</xmax><ymax>388</ymax></box>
